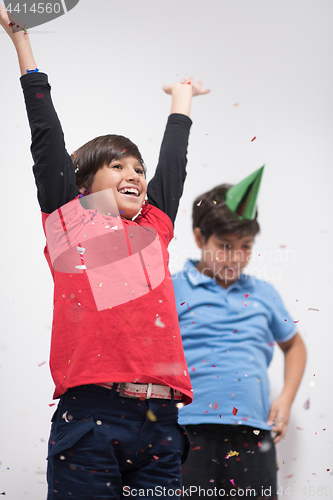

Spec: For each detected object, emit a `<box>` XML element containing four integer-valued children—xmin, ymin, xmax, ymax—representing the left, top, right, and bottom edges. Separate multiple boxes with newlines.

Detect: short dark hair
<box><xmin>71</xmin><ymin>134</ymin><xmax>146</xmax><ymax>192</ymax></box>
<box><xmin>192</xmin><ymin>184</ymin><xmax>260</xmax><ymax>243</ymax></box>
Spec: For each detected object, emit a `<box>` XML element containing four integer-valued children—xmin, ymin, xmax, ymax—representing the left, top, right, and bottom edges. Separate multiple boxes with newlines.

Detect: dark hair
<box><xmin>71</xmin><ymin>134</ymin><xmax>146</xmax><ymax>191</ymax></box>
<box><xmin>192</xmin><ymin>184</ymin><xmax>260</xmax><ymax>243</ymax></box>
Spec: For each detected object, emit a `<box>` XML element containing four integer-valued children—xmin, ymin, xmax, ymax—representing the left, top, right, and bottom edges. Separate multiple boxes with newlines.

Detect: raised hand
<box><xmin>163</xmin><ymin>77</ymin><xmax>210</xmax><ymax>98</ymax></box>
<box><xmin>163</xmin><ymin>77</ymin><xmax>210</xmax><ymax>117</ymax></box>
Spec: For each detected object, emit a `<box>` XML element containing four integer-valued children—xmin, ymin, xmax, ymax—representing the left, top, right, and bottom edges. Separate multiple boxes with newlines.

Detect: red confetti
<box><xmin>38</xmin><ymin>361</ymin><xmax>46</xmax><ymax>366</ymax></box>
<box><xmin>294</xmin><ymin>320</ymin><xmax>300</xmax><ymax>323</ymax></box>
<box><xmin>49</xmin><ymin>403</ymin><xmax>56</xmax><ymax>407</ymax></box>
<box><xmin>212</xmin><ymin>365</ymin><xmax>216</xmax><ymax>367</ymax></box>
<box><xmin>244</xmin><ymin>293</ymin><xmax>249</xmax><ymax>298</ymax></box>
<box><xmin>191</xmin><ymin>367</ymin><xmax>196</xmax><ymax>372</ymax></box>
<box><xmin>8</xmin><ymin>22</ymin><xmax>15</xmax><ymax>27</ymax></box>
<box><xmin>192</xmin><ymin>446</ymin><xmax>201</xmax><ymax>451</ymax></box>
<box><xmin>180</xmin><ymin>302</ymin><xmax>185</xmax><ymax>305</ymax></box>
<box><xmin>36</xmin><ymin>93</ymin><xmax>45</xmax><ymax>98</ymax></box>
<box><xmin>232</xmin><ymin>407</ymin><xmax>238</xmax><ymax>416</ymax></box>
<box><xmin>187</xmin><ymin>303</ymin><xmax>190</xmax><ymax>310</ymax></box>
<box><xmin>251</xmin><ymin>136</ymin><xmax>257</xmax><ymax>142</ymax></box>
<box><xmin>204</xmin><ymin>411</ymin><xmax>209</xmax><ymax>414</ymax></box>
<box><xmin>213</xmin><ymin>402</ymin><xmax>219</xmax><ymax>410</ymax></box>
<box><xmin>268</xmin><ymin>342</ymin><xmax>275</xmax><ymax>346</ymax></box>
<box><xmin>257</xmin><ymin>441</ymin><xmax>262</xmax><ymax>447</ymax></box>
<box><xmin>233</xmin><ymin>329</ymin><xmax>238</xmax><ymax>333</ymax></box>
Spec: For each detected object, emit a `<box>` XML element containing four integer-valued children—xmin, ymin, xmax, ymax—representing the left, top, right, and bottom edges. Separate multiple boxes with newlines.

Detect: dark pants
<box><xmin>182</xmin><ymin>424</ymin><xmax>277</xmax><ymax>500</ymax></box>
<box><xmin>47</xmin><ymin>384</ymin><xmax>190</xmax><ymax>499</ymax></box>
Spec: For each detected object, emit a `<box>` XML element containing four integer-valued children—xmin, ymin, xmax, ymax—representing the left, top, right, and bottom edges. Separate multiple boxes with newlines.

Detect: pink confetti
<box><xmin>230</xmin><ymin>479</ymin><xmax>235</xmax><ymax>486</ymax></box>
<box><xmin>153</xmin><ymin>455</ymin><xmax>159</xmax><ymax>460</ymax></box>
<box><xmin>241</xmin><ymin>302</ymin><xmax>248</xmax><ymax>307</ymax></box>
<box><xmin>213</xmin><ymin>402</ymin><xmax>219</xmax><ymax>410</ymax></box>
<box><xmin>303</xmin><ymin>398</ymin><xmax>310</xmax><ymax>410</ymax></box>
<box><xmin>38</xmin><ymin>361</ymin><xmax>46</xmax><ymax>367</ymax></box>
<box><xmin>232</xmin><ymin>407</ymin><xmax>238</xmax><ymax>416</ymax></box>
<box><xmin>294</xmin><ymin>320</ymin><xmax>300</xmax><ymax>323</ymax></box>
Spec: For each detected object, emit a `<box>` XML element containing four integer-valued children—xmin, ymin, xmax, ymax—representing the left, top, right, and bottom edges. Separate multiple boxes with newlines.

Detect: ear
<box><xmin>79</xmin><ymin>187</ymin><xmax>89</xmax><ymax>195</ymax></box>
<box><xmin>193</xmin><ymin>227</ymin><xmax>204</xmax><ymax>249</ymax></box>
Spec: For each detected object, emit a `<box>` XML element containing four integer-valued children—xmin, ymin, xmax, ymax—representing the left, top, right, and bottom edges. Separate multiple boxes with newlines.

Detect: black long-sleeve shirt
<box><xmin>20</xmin><ymin>72</ymin><xmax>192</xmax><ymax>225</ymax></box>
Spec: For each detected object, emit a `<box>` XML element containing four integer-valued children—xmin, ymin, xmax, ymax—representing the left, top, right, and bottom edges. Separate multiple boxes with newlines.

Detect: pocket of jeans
<box><xmin>176</xmin><ymin>422</ymin><xmax>191</xmax><ymax>464</ymax></box>
<box><xmin>47</xmin><ymin>415</ymin><xmax>95</xmax><ymax>459</ymax></box>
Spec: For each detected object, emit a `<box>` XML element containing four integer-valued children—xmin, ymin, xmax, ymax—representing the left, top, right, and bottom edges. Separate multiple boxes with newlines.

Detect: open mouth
<box><xmin>118</xmin><ymin>187</ymin><xmax>140</xmax><ymax>198</ymax></box>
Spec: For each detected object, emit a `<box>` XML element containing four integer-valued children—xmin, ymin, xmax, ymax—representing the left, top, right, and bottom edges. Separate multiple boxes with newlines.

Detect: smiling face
<box><xmin>194</xmin><ymin>229</ymin><xmax>254</xmax><ymax>288</ymax></box>
<box><xmin>83</xmin><ymin>156</ymin><xmax>147</xmax><ymax>219</ymax></box>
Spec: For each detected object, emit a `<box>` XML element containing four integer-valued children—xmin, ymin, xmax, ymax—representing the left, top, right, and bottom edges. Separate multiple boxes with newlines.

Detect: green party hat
<box><xmin>226</xmin><ymin>166</ymin><xmax>264</xmax><ymax>220</ymax></box>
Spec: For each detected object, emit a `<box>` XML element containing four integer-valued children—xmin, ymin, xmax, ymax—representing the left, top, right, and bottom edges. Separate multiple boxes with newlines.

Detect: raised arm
<box><xmin>147</xmin><ymin>78</ymin><xmax>210</xmax><ymax>225</ymax></box>
<box><xmin>0</xmin><ymin>5</ymin><xmax>79</xmax><ymax>214</ymax></box>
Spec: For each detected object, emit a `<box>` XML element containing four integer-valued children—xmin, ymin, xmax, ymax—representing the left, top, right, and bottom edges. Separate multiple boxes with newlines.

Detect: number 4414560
<box><xmin>5</xmin><ymin>3</ymin><xmax>61</xmax><ymax>14</ymax></box>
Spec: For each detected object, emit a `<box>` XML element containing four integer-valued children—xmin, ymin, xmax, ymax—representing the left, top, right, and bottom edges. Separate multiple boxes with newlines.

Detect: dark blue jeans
<box><xmin>47</xmin><ymin>385</ymin><xmax>190</xmax><ymax>499</ymax></box>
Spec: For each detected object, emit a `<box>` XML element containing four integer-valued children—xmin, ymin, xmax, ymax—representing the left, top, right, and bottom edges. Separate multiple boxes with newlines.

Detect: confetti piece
<box><xmin>197</xmin><ymin>200</ymin><xmax>202</xmax><ymax>206</ymax></box>
<box><xmin>296</xmin><ymin>427</ymin><xmax>303</xmax><ymax>430</ymax></box>
<box><xmin>234</xmin><ymin>103</ymin><xmax>239</xmax><ymax>106</ymax></box>
<box><xmin>192</xmin><ymin>446</ymin><xmax>201</xmax><ymax>451</ymax></box>
<box><xmin>213</xmin><ymin>402</ymin><xmax>219</xmax><ymax>410</ymax></box>
<box><xmin>308</xmin><ymin>308</ymin><xmax>319</xmax><ymax>311</ymax></box>
<box><xmin>146</xmin><ymin>409</ymin><xmax>157</xmax><ymax>422</ymax></box>
<box><xmin>155</xmin><ymin>316</ymin><xmax>165</xmax><ymax>328</ymax></box>
<box><xmin>75</xmin><ymin>265</ymin><xmax>87</xmax><ymax>270</ymax></box>
<box><xmin>212</xmin><ymin>365</ymin><xmax>216</xmax><ymax>368</ymax></box>
<box><xmin>257</xmin><ymin>441</ymin><xmax>262</xmax><ymax>447</ymax></box>
<box><xmin>62</xmin><ymin>411</ymin><xmax>70</xmax><ymax>423</ymax></box>
<box><xmin>230</xmin><ymin>479</ymin><xmax>235</xmax><ymax>486</ymax></box>
<box><xmin>232</xmin><ymin>407</ymin><xmax>238</xmax><ymax>416</ymax></box>
<box><xmin>36</xmin><ymin>93</ymin><xmax>45</xmax><ymax>99</ymax></box>
<box><xmin>225</xmin><ymin>450</ymin><xmax>239</xmax><ymax>458</ymax></box>
<box><xmin>77</xmin><ymin>246</ymin><xmax>86</xmax><ymax>255</ymax></box>
<box><xmin>241</xmin><ymin>302</ymin><xmax>248</xmax><ymax>307</ymax></box>
<box><xmin>180</xmin><ymin>302</ymin><xmax>185</xmax><ymax>306</ymax></box>
<box><xmin>187</xmin><ymin>303</ymin><xmax>191</xmax><ymax>310</ymax></box>
<box><xmin>191</xmin><ymin>367</ymin><xmax>196</xmax><ymax>372</ymax></box>
<box><xmin>49</xmin><ymin>403</ymin><xmax>56</xmax><ymax>407</ymax></box>
<box><xmin>294</xmin><ymin>320</ymin><xmax>300</xmax><ymax>323</ymax></box>
<box><xmin>251</xmin><ymin>136</ymin><xmax>256</xmax><ymax>142</ymax></box>
<box><xmin>38</xmin><ymin>361</ymin><xmax>46</xmax><ymax>367</ymax></box>
<box><xmin>244</xmin><ymin>293</ymin><xmax>249</xmax><ymax>298</ymax></box>
<box><xmin>120</xmin><ymin>211</ymin><xmax>125</xmax><ymax>214</ymax></box>
<box><xmin>213</xmin><ymin>200</ymin><xmax>217</xmax><ymax>204</ymax></box>
<box><xmin>268</xmin><ymin>342</ymin><xmax>275</xmax><ymax>346</ymax></box>
<box><xmin>303</xmin><ymin>398</ymin><xmax>310</xmax><ymax>410</ymax></box>
<box><xmin>153</xmin><ymin>455</ymin><xmax>159</xmax><ymax>460</ymax></box>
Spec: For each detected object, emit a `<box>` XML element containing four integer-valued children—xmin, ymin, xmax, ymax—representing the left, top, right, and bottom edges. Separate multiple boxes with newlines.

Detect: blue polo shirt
<box><xmin>172</xmin><ymin>260</ymin><xmax>298</xmax><ymax>430</ymax></box>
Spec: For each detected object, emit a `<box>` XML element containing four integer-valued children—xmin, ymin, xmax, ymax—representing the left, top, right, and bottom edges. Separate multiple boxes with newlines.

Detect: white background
<box><xmin>0</xmin><ymin>0</ymin><xmax>332</xmax><ymax>498</ymax></box>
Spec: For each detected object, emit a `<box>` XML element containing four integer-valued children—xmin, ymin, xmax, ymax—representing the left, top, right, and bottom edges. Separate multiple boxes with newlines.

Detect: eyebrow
<box><xmin>217</xmin><ymin>238</ymin><xmax>254</xmax><ymax>243</ymax></box>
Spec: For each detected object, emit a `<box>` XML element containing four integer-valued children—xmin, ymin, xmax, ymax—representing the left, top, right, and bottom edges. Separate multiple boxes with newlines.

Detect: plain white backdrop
<box><xmin>0</xmin><ymin>0</ymin><xmax>332</xmax><ymax>498</ymax></box>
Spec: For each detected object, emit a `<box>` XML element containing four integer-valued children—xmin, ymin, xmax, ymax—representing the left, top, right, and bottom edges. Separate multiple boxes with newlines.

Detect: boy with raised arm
<box><xmin>0</xmin><ymin>6</ymin><xmax>210</xmax><ymax>498</ymax></box>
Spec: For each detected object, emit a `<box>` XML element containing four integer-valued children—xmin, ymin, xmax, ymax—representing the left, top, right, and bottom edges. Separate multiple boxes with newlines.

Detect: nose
<box><xmin>229</xmin><ymin>249</ymin><xmax>244</xmax><ymax>264</ymax></box>
<box><xmin>125</xmin><ymin>168</ymin><xmax>140</xmax><ymax>182</ymax></box>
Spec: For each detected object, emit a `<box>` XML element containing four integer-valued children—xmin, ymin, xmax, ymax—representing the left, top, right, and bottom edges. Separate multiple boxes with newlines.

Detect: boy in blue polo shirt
<box><xmin>172</xmin><ymin>173</ymin><xmax>306</xmax><ymax>499</ymax></box>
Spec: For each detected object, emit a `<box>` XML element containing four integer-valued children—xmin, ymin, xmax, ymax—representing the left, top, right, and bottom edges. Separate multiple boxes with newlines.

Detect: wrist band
<box><xmin>26</xmin><ymin>68</ymin><xmax>39</xmax><ymax>73</ymax></box>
